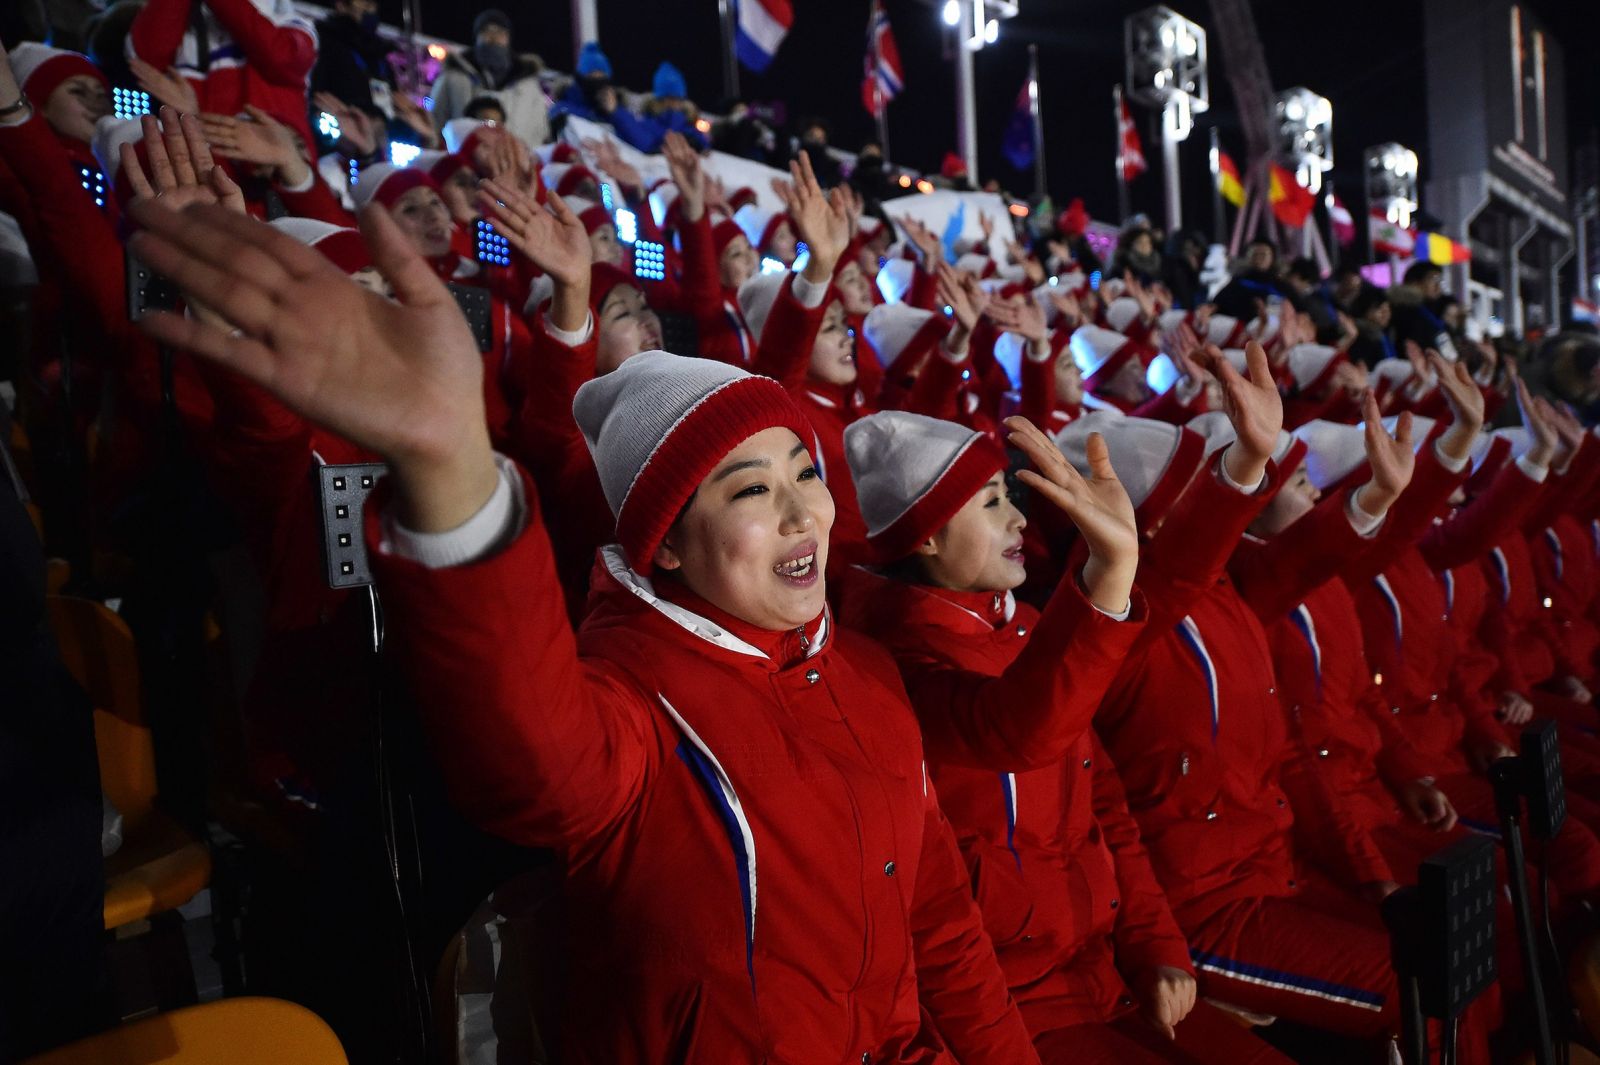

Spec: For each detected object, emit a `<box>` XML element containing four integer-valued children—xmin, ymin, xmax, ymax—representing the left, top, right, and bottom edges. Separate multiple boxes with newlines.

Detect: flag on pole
<box><xmin>860</xmin><ymin>0</ymin><xmax>903</xmax><ymax>116</ymax></box>
<box><xmin>1329</xmin><ymin>193</ymin><xmax>1355</xmax><ymax>246</ymax></box>
<box><xmin>1413</xmin><ymin>229</ymin><xmax>1472</xmax><ymax>265</ymax></box>
<box><xmin>1369</xmin><ymin>209</ymin><xmax>1415</xmax><ymax>256</ymax></box>
<box><xmin>735</xmin><ymin>0</ymin><xmax>794</xmax><ymax>73</ymax></box>
<box><xmin>1002</xmin><ymin>77</ymin><xmax>1035</xmax><ymax>171</ymax></box>
<box><xmin>1267</xmin><ymin>162</ymin><xmax>1316</xmax><ymax>227</ymax></box>
<box><xmin>1216</xmin><ymin>150</ymin><xmax>1245</xmax><ymax>207</ymax></box>
<box><xmin>1117</xmin><ymin>90</ymin><xmax>1146</xmax><ymax>181</ymax></box>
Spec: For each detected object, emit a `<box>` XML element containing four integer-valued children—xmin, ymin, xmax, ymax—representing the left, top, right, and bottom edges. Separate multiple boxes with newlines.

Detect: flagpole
<box><xmin>718</xmin><ymin>0</ymin><xmax>740</xmax><ymax>100</ymax></box>
<box><xmin>872</xmin><ymin>9</ymin><xmax>891</xmax><ymax>159</ymax></box>
<box><xmin>1208</xmin><ymin>127</ymin><xmax>1224</xmax><ymax>246</ymax></box>
<box><xmin>1028</xmin><ymin>44</ymin><xmax>1045</xmax><ymax>200</ymax></box>
<box><xmin>1114</xmin><ymin>84</ymin><xmax>1131</xmax><ymax>223</ymax></box>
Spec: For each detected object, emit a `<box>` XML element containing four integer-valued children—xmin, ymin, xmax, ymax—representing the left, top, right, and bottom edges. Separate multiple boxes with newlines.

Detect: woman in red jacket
<box><xmin>126</xmin><ymin>195</ymin><xmax>1095</xmax><ymax>1063</ymax></box>
<box><xmin>839</xmin><ymin>409</ymin><xmax>1290</xmax><ymax>1064</ymax></box>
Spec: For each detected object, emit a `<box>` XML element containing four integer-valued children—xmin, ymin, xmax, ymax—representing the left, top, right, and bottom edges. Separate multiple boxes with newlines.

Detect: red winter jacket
<box><xmin>841</xmin><ymin>572</ymin><xmax>1194</xmax><ymax>1032</ymax></box>
<box><xmin>367</xmin><ymin>473</ymin><xmax>1040</xmax><ymax>1063</ymax></box>
<box><xmin>128</xmin><ymin>0</ymin><xmax>318</xmax><ymax>151</ymax></box>
<box><xmin>676</xmin><ymin>212</ymin><xmax>753</xmax><ymax>368</ymax></box>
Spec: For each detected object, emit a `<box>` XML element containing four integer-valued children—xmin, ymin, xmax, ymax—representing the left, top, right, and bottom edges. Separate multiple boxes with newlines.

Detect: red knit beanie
<box><xmin>269</xmin><ymin>217</ymin><xmax>373</xmax><ymax>274</ymax></box>
<box><xmin>712</xmin><ymin>218</ymin><xmax>746</xmax><ymax>257</ymax></box>
<box><xmin>10</xmin><ymin>44</ymin><xmax>107</xmax><ymax>107</ymax></box>
<box><xmin>590</xmin><ymin>261</ymin><xmax>642</xmax><ymax>315</ymax></box>
<box><xmin>571</xmin><ymin>351</ymin><xmax>817</xmax><ymax>574</ymax></box>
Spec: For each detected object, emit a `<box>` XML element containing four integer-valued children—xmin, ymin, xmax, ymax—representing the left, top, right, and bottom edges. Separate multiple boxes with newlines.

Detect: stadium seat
<box><xmin>20</xmin><ymin>997</ymin><xmax>346</xmax><ymax>1065</ymax></box>
<box><xmin>46</xmin><ymin>595</ymin><xmax>212</xmax><ymax>930</ymax></box>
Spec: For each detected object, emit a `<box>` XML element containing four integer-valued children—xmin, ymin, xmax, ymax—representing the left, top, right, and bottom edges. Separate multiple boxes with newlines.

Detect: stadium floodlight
<box><xmin>1125</xmin><ymin>6</ymin><xmax>1208</xmax><ymax>229</ymax></box>
<box><xmin>1365</xmin><ymin>142</ymin><xmax>1419</xmax><ymax>230</ymax></box>
<box><xmin>1273</xmin><ymin>87</ymin><xmax>1333</xmax><ymax>193</ymax></box>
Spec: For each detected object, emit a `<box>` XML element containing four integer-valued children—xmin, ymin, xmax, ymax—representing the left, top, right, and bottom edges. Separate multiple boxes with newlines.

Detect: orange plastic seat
<box><xmin>47</xmin><ymin>595</ymin><xmax>212</xmax><ymax>929</ymax></box>
<box><xmin>22</xmin><ymin>997</ymin><xmax>347</xmax><ymax>1065</ymax></box>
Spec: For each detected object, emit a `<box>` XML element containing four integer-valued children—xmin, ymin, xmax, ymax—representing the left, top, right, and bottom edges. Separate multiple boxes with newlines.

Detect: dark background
<box><xmin>393</xmin><ymin>0</ymin><xmax>1599</xmax><ymax>242</ymax></box>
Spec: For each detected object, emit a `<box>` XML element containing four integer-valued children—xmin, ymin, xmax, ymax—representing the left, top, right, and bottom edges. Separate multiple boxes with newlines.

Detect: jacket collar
<box><xmin>598</xmin><ymin>545</ymin><xmax>828</xmax><ymax>665</ymax></box>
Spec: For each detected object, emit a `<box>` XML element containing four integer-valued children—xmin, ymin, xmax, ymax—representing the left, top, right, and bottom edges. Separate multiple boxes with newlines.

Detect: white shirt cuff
<box><xmin>791</xmin><ymin>272</ymin><xmax>830</xmax><ymax>309</ymax></box>
<box><xmin>1024</xmin><ymin>335</ymin><xmax>1052</xmax><ymax>363</ymax></box>
<box><xmin>1516</xmin><ymin>455</ymin><xmax>1550</xmax><ymax>483</ymax></box>
<box><xmin>1216</xmin><ymin>446</ymin><xmax>1267</xmax><ymax>494</ymax></box>
<box><xmin>1346</xmin><ymin>489</ymin><xmax>1386</xmax><ymax>537</ymax></box>
<box><xmin>382</xmin><ymin>453</ymin><xmax>528</xmax><ymax>568</ymax></box>
<box><xmin>1094</xmin><ymin>599</ymin><xmax>1132</xmax><ymax>621</ymax></box>
<box><xmin>543</xmin><ymin>310</ymin><xmax>594</xmax><ymax>346</ymax></box>
<box><xmin>1431</xmin><ymin>438</ymin><xmax>1470</xmax><ymax>473</ymax></box>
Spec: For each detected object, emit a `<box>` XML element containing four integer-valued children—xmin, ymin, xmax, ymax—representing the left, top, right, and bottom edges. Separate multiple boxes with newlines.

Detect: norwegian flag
<box><xmin>861</xmin><ymin>0</ymin><xmax>904</xmax><ymax>117</ymax></box>
<box><xmin>1117</xmin><ymin>89</ymin><xmax>1146</xmax><ymax>182</ymax></box>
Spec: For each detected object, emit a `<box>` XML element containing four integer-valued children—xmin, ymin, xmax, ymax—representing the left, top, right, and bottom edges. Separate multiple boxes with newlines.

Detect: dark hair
<box><xmin>1350</xmin><ymin>284</ymin><xmax>1390</xmax><ymax>319</ymax></box>
<box><xmin>463</xmin><ymin>95</ymin><xmax>505</xmax><ymax>120</ymax></box>
<box><xmin>1402</xmin><ymin>261</ymin><xmax>1442</xmax><ymax>285</ymax></box>
<box><xmin>1286</xmin><ymin>257</ymin><xmax>1320</xmax><ymax>283</ymax></box>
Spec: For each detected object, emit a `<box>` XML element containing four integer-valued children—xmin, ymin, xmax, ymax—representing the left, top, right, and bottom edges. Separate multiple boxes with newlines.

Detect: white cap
<box><xmin>1293</xmin><ymin>419</ymin><xmax>1368</xmax><ymax>489</ymax></box>
<box><xmin>736</xmin><ymin>271</ymin><xmax>789</xmax><ymax>344</ymax></box>
<box><xmin>1054</xmin><ymin>411</ymin><xmax>1205</xmax><ymax>522</ymax></box>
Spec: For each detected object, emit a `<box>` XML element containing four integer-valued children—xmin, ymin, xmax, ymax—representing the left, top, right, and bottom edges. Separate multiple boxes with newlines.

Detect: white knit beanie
<box><xmin>863</xmin><ymin>302</ymin><xmax>949</xmax><ymax>375</ymax></box>
<box><xmin>1105</xmin><ymin>297</ymin><xmax>1144</xmax><ymax>334</ymax></box>
<box><xmin>1285</xmin><ymin>343</ymin><xmax>1346</xmax><ymax>393</ymax></box>
<box><xmin>1158</xmin><ymin>309</ymin><xmax>1191</xmax><ymax>333</ymax></box>
<box><xmin>734</xmin><ymin>202</ymin><xmax>788</xmax><ymax>255</ymax></box>
<box><xmin>736</xmin><ymin>272</ymin><xmax>792</xmax><ymax>344</ymax></box>
<box><xmin>441</xmin><ymin>117</ymin><xmax>487</xmax><ymax>155</ymax></box>
<box><xmin>1293</xmin><ymin>419</ymin><xmax>1368</xmax><ymax>489</ymax></box>
<box><xmin>844</xmin><ymin>410</ymin><xmax>1008</xmax><ymax>560</ymax></box>
<box><xmin>1054</xmin><ymin>411</ymin><xmax>1205</xmax><ymax>527</ymax></box>
<box><xmin>1191</xmin><ymin>410</ymin><xmax>1305</xmax><ymax>475</ymax></box>
<box><xmin>875</xmin><ymin>258</ymin><xmax>916</xmax><ymax>304</ymax></box>
<box><xmin>1385</xmin><ymin>414</ymin><xmax>1435</xmax><ymax>453</ymax></box>
<box><xmin>269</xmin><ymin>217</ymin><xmax>372</xmax><ymax>273</ymax></box>
<box><xmin>571</xmin><ymin>351</ymin><xmax>815</xmax><ymax>574</ymax></box>
<box><xmin>9</xmin><ymin>42</ymin><xmax>104</xmax><ymax>103</ymax></box>
<box><xmin>954</xmin><ymin>252</ymin><xmax>993</xmax><ymax>279</ymax></box>
<box><xmin>1146</xmin><ymin>353</ymin><xmax>1182</xmax><ymax>395</ymax></box>
<box><xmin>1069</xmin><ymin>325</ymin><xmax>1147</xmax><ymax>388</ymax></box>
<box><xmin>1099</xmin><ymin>276</ymin><xmax>1126</xmax><ymax>301</ymax></box>
<box><xmin>1205</xmin><ymin>314</ymin><xmax>1247</xmax><ymax>348</ymax></box>
<box><xmin>92</xmin><ymin>115</ymin><xmax>143</xmax><ymax>184</ymax></box>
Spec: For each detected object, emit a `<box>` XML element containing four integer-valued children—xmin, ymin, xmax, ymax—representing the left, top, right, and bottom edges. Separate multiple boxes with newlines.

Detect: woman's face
<box><xmin>766</xmin><ymin>219</ymin><xmax>798</xmax><ymax>265</ymax></box>
<box><xmin>1251</xmin><ymin>460</ymin><xmax>1321</xmax><ymax>537</ymax></box>
<box><xmin>439</xmin><ymin>167</ymin><xmax>480</xmax><ymax>225</ymax></box>
<box><xmin>1366</xmin><ymin>302</ymin><xmax>1392</xmax><ymax>329</ymax></box>
<box><xmin>835</xmin><ymin>261</ymin><xmax>875</xmax><ymax>317</ymax></box>
<box><xmin>391</xmin><ymin>186</ymin><xmax>454</xmax><ymax>259</ymax></box>
<box><xmin>808</xmin><ymin>300</ymin><xmax>857</xmax><ymax>387</ymax></box>
<box><xmin>655</xmin><ymin>427</ymin><xmax>834</xmax><ymax>631</ymax></box>
<box><xmin>45</xmin><ymin>74</ymin><xmax>110</xmax><ymax>145</ymax></box>
<box><xmin>589</xmin><ymin>222</ymin><xmax>624</xmax><ymax>266</ymax></box>
<box><xmin>1100</xmin><ymin>356</ymin><xmax>1153</xmax><ymax>404</ymax></box>
<box><xmin>917</xmin><ymin>474</ymin><xmax>1026</xmax><ymax>592</ymax></box>
<box><xmin>720</xmin><ymin>234</ymin><xmax>758</xmax><ymax>290</ymax></box>
<box><xmin>596</xmin><ymin>284</ymin><xmax>663</xmax><ymax>374</ymax></box>
<box><xmin>1053</xmin><ymin>352</ymin><xmax>1084</xmax><ymax>407</ymax></box>
<box><xmin>1130</xmin><ymin>232</ymin><xmax>1153</xmax><ymax>258</ymax></box>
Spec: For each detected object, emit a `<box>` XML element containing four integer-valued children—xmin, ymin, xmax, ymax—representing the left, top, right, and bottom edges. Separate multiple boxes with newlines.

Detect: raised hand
<box><xmin>201</xmin><ymin>105</ymin><xmax>312</xmax><ymax>187</ymax></box>
<box><xmin>583</xmin><ymin>136</ymin><xmax>644</xmax><ymax>195</ymax></box>
<box><xmin>898</xmin><ymin>215</ymin><xmax>944</xmax><ymax>264</ymax></box>
<box><xmin>774</xmin><ymin>150</ymin><xmax>850</xmax><ymax>281</ymax></box>
<box><xmin>1355</xmin><ymin>391</ymin><xmax>1414</xmax><ymax>517</ymax></box>
<box><xmin>1160</xmin><ymin>321</ymin><xmax>1205</xmax><ymax>383</ymax></box>
<box><xmin>128</xmin><ymin>201</ymin><xmax>497</xmax><ymax>533</ymax></box>
<box><xmin>984</xmin><ymin>295</ymin><xmax>1047</xmax><ymax>348</ymax></box>
<box><xmin>314</xmin><ymin>91</ymin><xmax>376</xmax><ymax>157</ymax></box>
<box><xmin>121</xmin><ymin>107</ymin><xmax>245</xmax><ymax>214</ymax></box>
<box><xmin>479</xmin><ymin>178</ymin><xmax>591</xmax><ymax>290</ymax></box>
<box><xmin>1047</xmin><ymin>288</ymin><xmax>1083</xmax><ymax>331</ymax></box>
<box><xmin>1135</xmin><ymin>966</ymin><xmax>1198</xmax><ymax>1041</ymax></box>
<box><xmin>936</xmin><ymin>262</ymin><xmax>988</xmax><ymax>337</ymax></box>
<box><xmin>389</xmin><ymin>91</ymin><xmax>442</xmax><ymax>148</ymax></box>
<box><xmin>1512</xmin><ymin>373</ymin><xmax>1557</xmax><ymax>467</ymax></box>
<box><xmin>1199</xmin><ymin>340</ymin><xmax>1283</xmax><ymax>488</ymax></box>
<box><xmin>1004</xmin><ymin>417</ymin><xmax>1138</xmax><ymax>614</ymax></box>
<box><xmin>977</xmin><ymin>210</ymin><xmax>994</xmax><ymax>248</ymax></box>
<box><xmin>1007</xmin><ymin>240</ymin><xmax>1045</xmax><ymax>286</ymax></box>
<box><xmin>129</xmin><ymin>55</ymin><xmax>199</xmax><ymax>115</ymax></box>
<box><xmin>1547</xmin><ymin>399</ymin><xmax>1588</xmax><ymax>457</ymax></box>
<box><xmin>661</xmin><ymin>130</ymin><xmax>706</xmax><ymax>223</ymax></box>
<box><xmin>1124</xmin><ymin>271</ymin><xmax>1156</xmax><ymax>322</ymax></box>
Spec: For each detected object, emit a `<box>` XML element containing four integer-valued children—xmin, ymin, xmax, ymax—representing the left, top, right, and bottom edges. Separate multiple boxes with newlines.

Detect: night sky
<box><xmin>394</xmin><ymin>0</ymin><xmax>1599</xmax><ymax>247</ymax></box>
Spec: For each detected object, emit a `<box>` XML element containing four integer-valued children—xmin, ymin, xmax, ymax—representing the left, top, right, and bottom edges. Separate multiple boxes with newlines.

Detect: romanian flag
<box><xmin>1216</xmin><ymin>151</ymin><xmax>1245</xmax><ymax>207</ymax></box>
<box><xmin>1413</xmin><ymin>229</ymin><xmax>1471</xmax><ymax>265</ymax></box>
<box><xmin>1268</xmin><ymin>162</ymin><xmax>1316</xmax><ymax>227</ymax></box>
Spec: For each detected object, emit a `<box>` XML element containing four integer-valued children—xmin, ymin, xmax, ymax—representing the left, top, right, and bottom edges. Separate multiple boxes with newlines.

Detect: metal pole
<box><xmin>954</xmin><ymin>1</ymin><xmax>979</xmax><ymax>185</ymax></box>
<box><xmin>1208</xmin><ymin>127</ymin><xmax>1224</xmax><ymax>245</ymax></box>
<box><xmin>1028</xmin><ymin>44</ymin><xmax>1045</xmax><ymax>199</ymax></box>
<box><xmin>1161</xmin><ymin>98</ymin><xmax>1182</xmax><ymax>232</ymax></box>
<box><xmin>1114</xmin><ymin>84</ymin><xmax>1131</xmax><ymax>223</ymax></box>
<box><xmin>572</xmin><ymin>0</ymin><xmax>599</xmax><ymax>58</ymax></box>
<box><xmin>871</xmin><ymin>11</ymin><xmax>891</xmax><ymax>159</ymax></box>
<box><xmin>718</xmin><ymin>0</ymin><xmax>740</xmax><ymax>100</ymax></box>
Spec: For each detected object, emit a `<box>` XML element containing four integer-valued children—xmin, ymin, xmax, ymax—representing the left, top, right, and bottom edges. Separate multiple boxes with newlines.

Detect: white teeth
<box><xmin>775</xmin><ymin>553</ymin><xmax>815</xmax><ymax>577</ymax></box>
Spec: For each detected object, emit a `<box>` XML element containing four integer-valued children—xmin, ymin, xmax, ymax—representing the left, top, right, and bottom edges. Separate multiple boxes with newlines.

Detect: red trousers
<box><xmin>1183</xmin><ymin>878</ymin><xmax>1494</xmax><ymax>1064</ymax></box>
<box><xmin>1034</xmin><ymin>1000</ymin><xmax>1291</xmax><ymax>1064</ymax></box>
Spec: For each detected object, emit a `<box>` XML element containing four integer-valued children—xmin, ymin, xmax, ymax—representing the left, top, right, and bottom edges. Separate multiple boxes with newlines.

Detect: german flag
<box><xmin>1216</xmin><ymin>151</ymin><xmax>1245</xmax><ymax>207</ymax></box>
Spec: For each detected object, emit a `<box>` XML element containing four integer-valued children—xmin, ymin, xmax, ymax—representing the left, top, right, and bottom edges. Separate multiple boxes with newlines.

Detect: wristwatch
<box><xmin>0</xmin><ymin>94</ymin><xmax>30</xmax><ymax>119</ymax></box>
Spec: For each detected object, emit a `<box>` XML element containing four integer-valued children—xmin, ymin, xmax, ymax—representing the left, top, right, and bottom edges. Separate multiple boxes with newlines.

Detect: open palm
<box><xmin>480</xmin><ymin>179</ymin><xmax>591</xmax><ymax>287</ymax></box>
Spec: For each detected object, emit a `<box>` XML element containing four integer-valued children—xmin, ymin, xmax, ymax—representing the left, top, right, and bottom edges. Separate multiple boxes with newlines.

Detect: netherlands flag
<box><xmin>736</xmin><ymin>0</ymin><xmax>794</xmax><ymax>73</ymax></box>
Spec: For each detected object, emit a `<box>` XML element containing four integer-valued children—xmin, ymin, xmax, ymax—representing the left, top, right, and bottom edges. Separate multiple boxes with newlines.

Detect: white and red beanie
<box><xmin>876</xmin><ymin>258</ymin><xmax>916</xmax><ymax>304</ymax></box>
<box><xmin>1187</xmin><ymin>409</ymin><xmax>1305</xmax><ymax>470</ymax></box>
<box><xmin>734</xmin><ymin>202</ymin><xmax>790</xmax><ymax>255</ymax></box>
<box><xmin>541</xmin><ymin>162</ymin><xmax>599</xmax><ymax>199</ymax></box>
<box><xmin>1099</xmin><ymin>276</ymin><xmax>1126</xmax><ymax>301</ymax></box>
<box><xmin>441</xmin><ymin>117</ymin><xmax>488</xmax><ymax>156</ymax></box>
<box><xmin>565</xmin><ymin>196</ymin><xmax>614</xmax><ymax>236</ymax></box>
<box><xmin>954</xmin><ymin>252</ymin><xmax>995</xmax><ymax>279</ymax></box>
<box><xmin>92</xmin><ymin>115</ymin><xmax>143</xmax><ymax>187</ymax></box>
<box><xmin>269</xmin><ymin>217</ymin><xmax>372</xmax><ymax>274</ymax></box>
<box><xmin>1285</xmin><ymin>343</ymin><xmax>1347</xmax><ymax>394</ymax></box>
<box><xmin>9</xmin><ymin>43</ymin><xmax>107</xmax><ymax>105</ymax></box>
<box><xmin>1069</xmin><ymin>325</ymin><xmax>1152</xmax><ymax>390</ymax></box>
<box><xmin>1104</xmin><ymin>297</ymin><xmax>1145</xmax><ymax>334</ymax></box>
<box><xmin>736</xmin><ymin>272</ymin><xmax>793</xmax><ymax>344</ymax></box>
<box><xmin>571</xmin><ymin>350</ymin><xmax>816</xmax><ymax>575</ymax></box>
<box><xmin>864</xmin><ymin>302</ymin><xmax>951</xmax><ymax>378</ymax></box>
<box><xmin>1158</xmin><ymin>308</ymin><xmax>1194</xmax><ymax>334</ymax></box>
<box><xmin>1205</xmin><ymin>313</ymin><xmax>1248</xmax><ymax>348</ymax></box>
<box><xmin>352</xmin><ymin>162</ymin><xmax>440</xmax><ymax>210</ymax></box>
<box><xmin>1054</xmin><ymin>411</ymin><xmax>1206</xmax><ymax>529</ymax></box>
<box><xmin>1145</xmin><ymin>352</ymin><xmax>1182</xmax><ymax>396</ymax></box>
<box><xmin>1293</xmin><ymin>419</ymin><xmax>1369</xmax><ymax>491</ymax></box>
<box><xmin>844</xmin><ymin>410</ymin><xmax>1008</xmax><ymax>561</ymax></box>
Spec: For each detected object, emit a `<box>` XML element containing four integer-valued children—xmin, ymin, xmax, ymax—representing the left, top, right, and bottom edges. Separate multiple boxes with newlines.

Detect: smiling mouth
<box><xmin>1002</xmin><ymin>541</ymin><xmax>1024</xmax><ymax>560</ymax></box>
<box><xmin>773</xmin><ymin>552</ymin><xmax>818</xmax><ymax>585</ymax></box>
